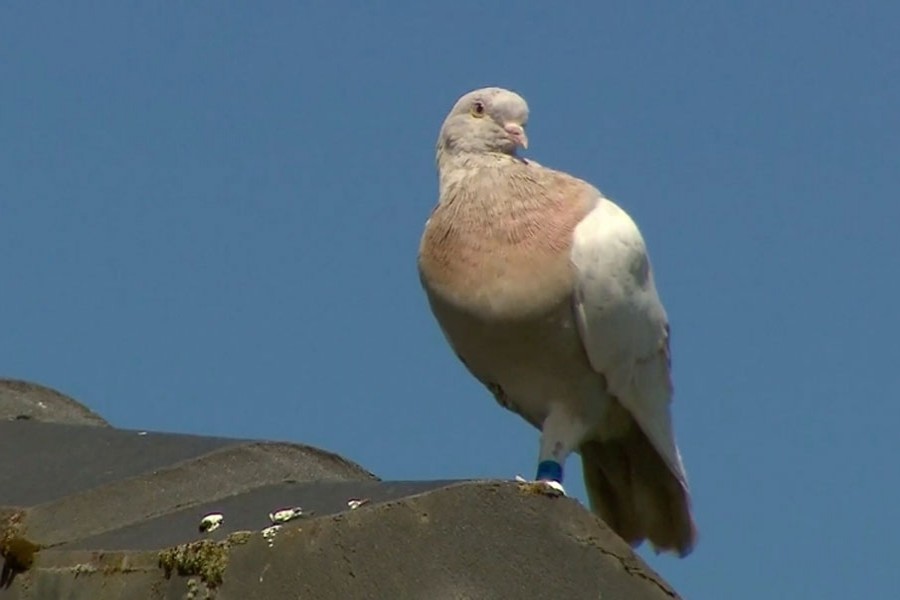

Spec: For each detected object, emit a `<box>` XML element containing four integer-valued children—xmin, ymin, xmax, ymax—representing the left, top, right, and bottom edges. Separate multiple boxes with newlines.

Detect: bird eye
<box><xmin>470</xmin><ymin>101</ymin><xmax>486</xmax><ymax>118</ymax></box>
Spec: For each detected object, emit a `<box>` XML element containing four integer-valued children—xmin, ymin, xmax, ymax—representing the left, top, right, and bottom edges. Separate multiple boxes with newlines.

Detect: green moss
<box><xmin>517</xmin><ymin>480</ymin><xmax>565</xmax><ymax>498</ymax></box>
<box><xmin>225</xmin><ymin>531</ymin><xmax>252</xmax><ymax>546</ymax></box>
<box><xmin>185</xmin><ymin>577</ymin><xmax>201</xmax><ymax>600</ymax></box>
<box><xmin>1</xmin><ymin>535</ymin><xmax>40</xmax><ymax>571</ymax></box>
<box><xmin>157</xmin><ymin>530</ymin><xmax>254</xmax><ymax>589</ymax></box>
<box><xmin>158</xmin><ymin>540</ymin><xmax>229</xmax><ymax>588</ymax></box>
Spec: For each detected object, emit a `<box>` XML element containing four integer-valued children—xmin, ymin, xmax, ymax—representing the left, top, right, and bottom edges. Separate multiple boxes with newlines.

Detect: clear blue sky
<box><xmin>2</xmin><ymin>3</ymin><xmax>897</xmax><ymax>598</ymax></box>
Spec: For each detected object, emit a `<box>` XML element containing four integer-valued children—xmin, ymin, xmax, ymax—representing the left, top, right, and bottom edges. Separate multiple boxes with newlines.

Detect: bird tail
<box><xmin>580</xmin><ymin>427</ymin><xmax>696</xmax><ymax>557</ymax></box>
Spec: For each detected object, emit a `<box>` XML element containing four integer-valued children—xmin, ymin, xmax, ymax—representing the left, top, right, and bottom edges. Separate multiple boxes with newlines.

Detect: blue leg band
<box><xmin>535</xmin><ymin>460</ymin><xmax>563</xmax><ymax>483</ymax></box>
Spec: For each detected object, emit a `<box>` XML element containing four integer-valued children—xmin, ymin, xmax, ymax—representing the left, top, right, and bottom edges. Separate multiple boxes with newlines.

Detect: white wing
<box><xmin>571</xmin><ymin>197</ymin><xmax>689</xmax><ymax>487</ymax></box>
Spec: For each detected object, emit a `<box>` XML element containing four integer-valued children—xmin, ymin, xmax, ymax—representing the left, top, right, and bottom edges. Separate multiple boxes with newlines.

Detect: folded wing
<box><xmin>570</xmin><ymin>197</ymin><xmax>689</xmax><ymax>489</ymax></box>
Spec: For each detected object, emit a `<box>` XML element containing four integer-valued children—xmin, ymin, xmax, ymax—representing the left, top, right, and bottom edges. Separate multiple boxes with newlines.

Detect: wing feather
<box><xmin>571</xmin><ymin>198</ymin><xmax>689</xmax><ymax>487</ymax></box>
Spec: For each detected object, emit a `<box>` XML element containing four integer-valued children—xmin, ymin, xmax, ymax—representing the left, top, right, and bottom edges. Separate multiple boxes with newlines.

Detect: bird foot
<box><xmin>514</xmin><ymin>475</ymin><xmax>566</xmax><ymax>497</ymax></box>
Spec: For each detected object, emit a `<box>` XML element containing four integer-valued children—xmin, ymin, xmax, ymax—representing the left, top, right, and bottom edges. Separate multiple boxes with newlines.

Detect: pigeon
<box><xmin>418</xmin><ymin>87</ymin><xmax>696</xmax><ymax>556</ymax></box>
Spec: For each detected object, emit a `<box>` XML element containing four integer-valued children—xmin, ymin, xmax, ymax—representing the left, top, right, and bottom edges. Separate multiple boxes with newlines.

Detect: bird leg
<box><xmin>536</xmin><ymin>459</ymin><xmax>563</xmax><ymax>482</ymax></box>
<box><xmin>528</xmin><ymin>407</ymin><xmax>592</xmax><ymax>495</ymax></box>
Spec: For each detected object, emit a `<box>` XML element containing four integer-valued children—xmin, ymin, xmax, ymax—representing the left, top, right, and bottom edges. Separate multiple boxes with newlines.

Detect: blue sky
<box><xmin>2</xmin><ymin>3</ymin><xmax>898</xmax><ymax>598</ymax></box>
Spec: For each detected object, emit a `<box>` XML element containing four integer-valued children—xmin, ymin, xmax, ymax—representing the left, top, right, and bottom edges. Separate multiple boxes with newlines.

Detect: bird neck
<box><xmin>436</xmin><ymin>150</ymin><xmax>521</xmax><ymax>202</ymax></box>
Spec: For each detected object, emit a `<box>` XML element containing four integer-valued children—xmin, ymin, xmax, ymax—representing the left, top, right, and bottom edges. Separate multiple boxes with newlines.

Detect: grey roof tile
<box><xmin>0</xmin><ymin>380</ymin><xmax>108</xmax><ymax>427</ymax></box>
<box><xmin>0</xmin><ymin>380</ymin><xmax>682</xmax><ymax>599</ymax></box>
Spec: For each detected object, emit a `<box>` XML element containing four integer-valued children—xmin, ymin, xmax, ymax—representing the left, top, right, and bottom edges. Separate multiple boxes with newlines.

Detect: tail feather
<box><xmin>581</xmin><ymin>439</ymin><xmax>642</xmax><ymax>545</ymax></box>
<box><xmin>580</xmin><ymin>425</ymin><xmax>696</xmax><ymax>556</ymax></box>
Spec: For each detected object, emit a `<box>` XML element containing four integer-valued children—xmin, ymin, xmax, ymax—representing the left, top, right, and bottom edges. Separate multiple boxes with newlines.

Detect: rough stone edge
<box><xmin>0</xmin><ymin>379</ymin><xmax>108</xmax><ymax>427</ymax></box>
<box><xmin>5</xmin><ymin>481</ymin><xmax>680</xmax><ymax>600</ymax></box>
<box><xmin>21</xmin><ymin>441</ymin><xmax>378</xmax><ymax>547</ymax></box>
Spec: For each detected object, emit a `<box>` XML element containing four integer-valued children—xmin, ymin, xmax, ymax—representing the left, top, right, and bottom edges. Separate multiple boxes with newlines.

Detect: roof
<box><xmin>0</xmin><ymin>379</ymin><xmax>681</xmax><ymax>599</ymax></box>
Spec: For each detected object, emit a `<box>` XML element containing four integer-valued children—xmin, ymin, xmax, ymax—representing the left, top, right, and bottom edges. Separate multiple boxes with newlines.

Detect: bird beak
<box><xmin>503</xmin><ymin>123</ymin><xmax>528</xmax><ymax>150</ymax></box>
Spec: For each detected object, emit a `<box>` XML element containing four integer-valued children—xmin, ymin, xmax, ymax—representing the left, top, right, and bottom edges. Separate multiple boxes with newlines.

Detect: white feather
<box><xmin>571</xmin><ymin>197</ymin><xmax>689</xmax><ymax>488</ymax></box>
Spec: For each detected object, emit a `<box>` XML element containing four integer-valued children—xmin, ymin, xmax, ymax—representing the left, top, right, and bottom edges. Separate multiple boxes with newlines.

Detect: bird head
<box><xmin>437</xmin><ymin>87</ymin><xmax>529</xmax><ymax>159</ymax></box>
